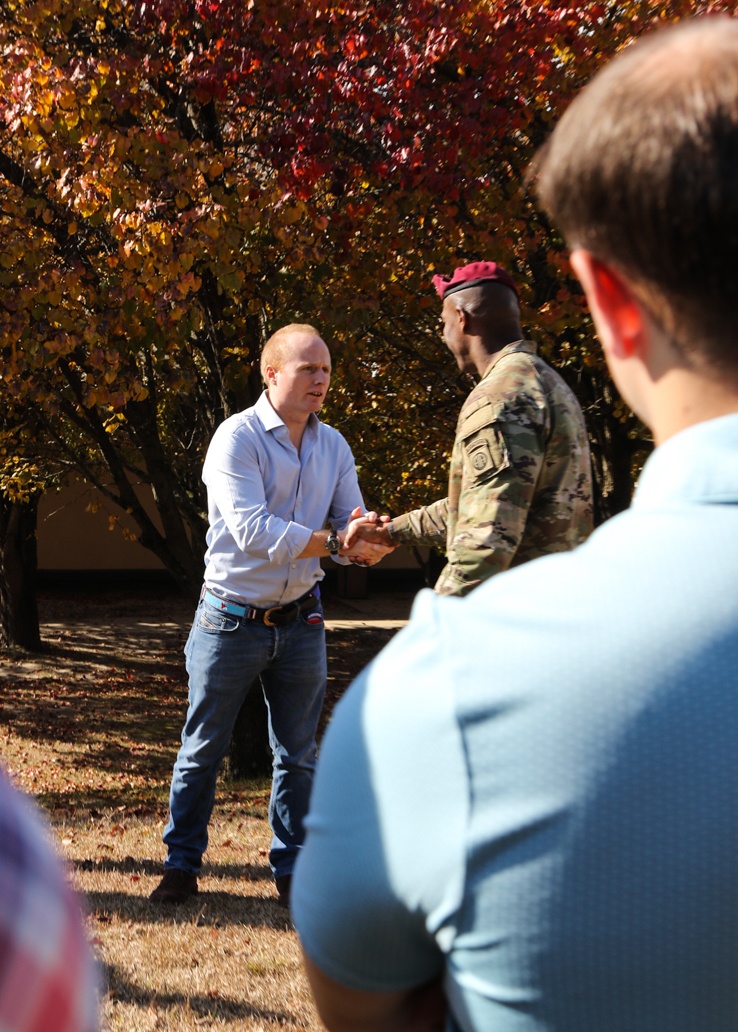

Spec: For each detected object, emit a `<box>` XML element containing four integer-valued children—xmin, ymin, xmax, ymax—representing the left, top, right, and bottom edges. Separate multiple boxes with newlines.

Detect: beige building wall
<box><xmin>37</xmin><ymin>479</ymin><xmax>426</xmax><ymax>574</ymax></box>
<box><xmin>38</xmin><ymin>479</ymin><xmax>165</xmax><ymax>570</ymax></box>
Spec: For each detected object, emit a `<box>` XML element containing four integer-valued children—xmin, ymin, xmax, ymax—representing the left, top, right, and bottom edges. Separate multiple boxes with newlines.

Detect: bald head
<box><xmin>261</xmin><ymin>323</ymin><xmax>323</xmax><ymax>381</ymax></box>
<box><xmin>536</xmin><ymin>16</ymin><xmax>738</xmax><ymax>376</ymax></box>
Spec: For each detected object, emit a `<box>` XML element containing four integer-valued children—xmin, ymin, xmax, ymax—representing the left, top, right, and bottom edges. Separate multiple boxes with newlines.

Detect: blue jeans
<box><xmin>163</xmin><ymin>595</ymin><xmax>327</xmax><ymax>881</ymax></box>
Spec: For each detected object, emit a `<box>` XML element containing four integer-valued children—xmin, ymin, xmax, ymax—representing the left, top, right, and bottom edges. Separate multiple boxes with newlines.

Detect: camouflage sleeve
<box><xmin>389</xmin><ymin>497</ymin><xmax>449</xmax><ymax>549</ymax></box>
<box><xmin>434</xmin><ymin>395</ymin><xmax>546</xmax><ymax>597</ymax></box>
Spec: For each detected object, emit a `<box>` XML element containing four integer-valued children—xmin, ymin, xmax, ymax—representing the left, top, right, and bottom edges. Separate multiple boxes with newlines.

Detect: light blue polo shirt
<box><xmin>294</xmin><ymin>413</ymin><xmax>738</xmax><ymax>1032</ymax></box>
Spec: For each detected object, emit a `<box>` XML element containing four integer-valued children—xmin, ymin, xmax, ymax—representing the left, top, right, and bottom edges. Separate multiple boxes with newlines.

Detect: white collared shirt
<box><xmin>202</xmin><ymin>391</ymin><xmax>363</xmax><ymax>608</ymax></box>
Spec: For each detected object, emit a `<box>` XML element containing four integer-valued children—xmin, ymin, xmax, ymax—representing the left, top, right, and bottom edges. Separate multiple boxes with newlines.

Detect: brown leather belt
<box><xmin>203</xmin><ymin>588</ymin><xmax>319</xmax><ymax>627</ymax></box>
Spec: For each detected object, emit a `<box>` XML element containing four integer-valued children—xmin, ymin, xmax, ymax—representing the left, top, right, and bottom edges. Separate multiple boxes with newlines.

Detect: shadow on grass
<box><xmin>30</xmin><ymin>644</ymin><xmax>186</xmax><ymax>677</ymax></box>
<box><xmin>0</xmin><ymin>611</ymin><xmax>399</xmax><ymax>823</ymax></box>
<box><xmin>38</xmin><ymin>786</ymin><xmax>271</xmax><ymax>822</ymax></box>
<box><xmin>87</xmin><ymin>886</ymin><xmax>292</xmax><ymax>930</ymax></box>
<box><xmin>101</xmin><ymin>958</ymin><xmax>300</xmax><ymax>1024</ymax></box>
<box><xmin>39</xmin><ymin>790</ymin><xmax>171</xmax><ymax>813</ymax></box>
<box><xmin>75</xmin><ymin>857</ymin><xmax>273</xmax><ymax>882</ymax></box>
<box><xmin>0</xmin><ymin>676</ymin><xmax>185</xmax><ymax>736</ymax></box>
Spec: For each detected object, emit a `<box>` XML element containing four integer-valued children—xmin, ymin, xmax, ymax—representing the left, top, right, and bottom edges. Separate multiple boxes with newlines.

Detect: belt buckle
<box><xmin>263</xmin><ymin>606</ymin><xmax>281</xmax><ymax>627</ymax></box>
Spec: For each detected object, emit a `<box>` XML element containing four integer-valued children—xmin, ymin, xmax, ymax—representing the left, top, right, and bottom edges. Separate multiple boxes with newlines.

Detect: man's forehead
<box><xmin>286</xmin><ymin>335</ymin><xmax>331</xmax><ymax>364</ymax></box>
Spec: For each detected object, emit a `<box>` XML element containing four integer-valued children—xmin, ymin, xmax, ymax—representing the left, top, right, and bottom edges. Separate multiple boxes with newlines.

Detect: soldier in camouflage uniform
<box><xmin>350</xmin><ymin>261</ymin><xmax>594</xmax><ymax>596</ymax></box>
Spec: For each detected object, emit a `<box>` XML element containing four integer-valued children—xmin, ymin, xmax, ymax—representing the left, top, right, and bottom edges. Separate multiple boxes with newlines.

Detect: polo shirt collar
<box><xmin>633</xmin><ymin>413</ymin><xmax>738</xmax><ymax>508</ymax></box>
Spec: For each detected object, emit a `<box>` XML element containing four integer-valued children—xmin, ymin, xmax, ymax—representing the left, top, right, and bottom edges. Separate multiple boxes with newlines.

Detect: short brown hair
<box><xmin>535</xmin><ymin>17</ymin><xmax>738</xmax><ymax>375</ymax></box>
<box><xmin>260</xmin><ymin>323</ymin><xmax>322</xmax><ymax>381</ymax></box>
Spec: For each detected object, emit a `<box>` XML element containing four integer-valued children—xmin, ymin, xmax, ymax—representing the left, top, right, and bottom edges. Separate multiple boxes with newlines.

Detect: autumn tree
<box><xmin>0</xmin><ymin>0</ymin><xmax>735</xmax><ymax>654</ymax></box>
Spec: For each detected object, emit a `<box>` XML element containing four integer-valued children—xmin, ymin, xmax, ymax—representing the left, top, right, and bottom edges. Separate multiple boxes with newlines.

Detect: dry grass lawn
<box><xmin>0</xmin><ymin>586</ymin><xmax>401</xmax><ymax>1031</ymax></box>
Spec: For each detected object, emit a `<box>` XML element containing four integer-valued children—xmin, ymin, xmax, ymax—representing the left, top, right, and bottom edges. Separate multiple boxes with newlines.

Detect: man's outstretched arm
<box><xmin>342</xmin><ymin>511</ymin><xmax>401</xmax><ymax>550</ymax></box>
<box><xmin>296</xmin><ymin>508</ymin><xmax>395</xmax><ymax>565</ymax></box>
<box><xmin>343</xmin><ymin>500</ymin><xmax>452</xmax><ymax>552</ymax></box>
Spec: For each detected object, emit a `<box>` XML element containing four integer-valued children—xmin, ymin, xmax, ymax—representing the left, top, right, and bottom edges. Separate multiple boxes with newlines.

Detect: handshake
<box><xmin>338</xmin><ymin>506</ymin><xmax>397</xmax><ymax>568</ymax></box>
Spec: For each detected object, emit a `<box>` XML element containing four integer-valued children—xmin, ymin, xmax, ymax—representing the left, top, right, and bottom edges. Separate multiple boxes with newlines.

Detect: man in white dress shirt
<box><xmin>150</xmin><ymin>323</ymin><xmax>391</xmax><ymax>907</ymax></box>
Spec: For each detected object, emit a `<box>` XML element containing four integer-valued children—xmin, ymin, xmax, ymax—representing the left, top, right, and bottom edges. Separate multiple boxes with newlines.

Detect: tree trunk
<box><xmin>0</xmin><ymin>493</ymin><xmax>42</xmax><ymax>651</ymax></box>
<box><xmin>226</xmin><ymin>683</ymin><xmax>273</xmax><ymax>778</ymax></box>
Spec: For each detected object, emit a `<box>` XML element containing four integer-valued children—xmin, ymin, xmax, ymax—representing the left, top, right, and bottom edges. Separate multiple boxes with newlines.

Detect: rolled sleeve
<box><xmin>206</xmin><ymin>434</ymin><xmax>313</xmax><ymax>563</ymax></box>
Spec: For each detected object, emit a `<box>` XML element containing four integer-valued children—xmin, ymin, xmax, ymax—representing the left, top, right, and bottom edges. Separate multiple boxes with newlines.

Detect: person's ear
<box><xmin>265</xmin><ymin>363</ymin><xmax>278</xmax><ymax>385</ymax></box>
<box><xmin>569</xmin><ymin>249</ymin><xmax>646</xmax><ymax>360</ymax></box>
<box><xmin>456</xmin><ymin>303</ymin><xmax>470</xmax><ymax>334</ymax></box>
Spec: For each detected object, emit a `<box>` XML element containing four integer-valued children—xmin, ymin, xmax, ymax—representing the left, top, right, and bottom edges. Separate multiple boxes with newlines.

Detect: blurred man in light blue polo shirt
<box><xmin>293</xmin><ymin>18</ymin><xmax>738</xmax><ymax>1032</ymax></box>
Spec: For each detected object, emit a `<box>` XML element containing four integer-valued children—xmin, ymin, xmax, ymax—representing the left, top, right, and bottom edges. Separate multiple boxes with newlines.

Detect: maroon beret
<box><xmin>432</xmin><ymin>261</ymin><xmax>518</xmax><ymax>300</ymax></box>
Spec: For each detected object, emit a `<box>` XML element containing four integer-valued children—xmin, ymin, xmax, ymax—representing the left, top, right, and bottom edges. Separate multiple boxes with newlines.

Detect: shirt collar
<box><xmin>633</xmin><ymin>413</ymin><xmax>738</xmax><ymax>508</ymax></box>
<box><xmin>254</xmin><ymin>390</ymin><xmax>283</xmax><ymax>431</ymax></box>
<box><xmin>481</xmin><ymin>339</ymin><xmax>538</xmax><ymax>381</ymax></box>
<box><xmin>253</xmin><ymin>390</ymin><xmax>321</xmax><ymax>435</ymax></box>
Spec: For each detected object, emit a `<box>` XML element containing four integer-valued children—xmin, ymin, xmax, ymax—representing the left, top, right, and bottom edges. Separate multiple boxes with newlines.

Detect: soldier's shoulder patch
<box><xmin>462</xmin><ymin>425</ymin><xmax>510</xmax><ymax>481</ymax></box>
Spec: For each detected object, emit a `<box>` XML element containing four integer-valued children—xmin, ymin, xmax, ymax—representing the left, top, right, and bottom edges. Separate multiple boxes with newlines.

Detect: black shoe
<box><xmin>275</xmin><ymin>874</ymin><xmax>292</xmax><ymax>908</ymax></box>
<box><xmin>149</xmin><ymin>868</ymin><xmax>199</xmax><ymax>904</ymax></box>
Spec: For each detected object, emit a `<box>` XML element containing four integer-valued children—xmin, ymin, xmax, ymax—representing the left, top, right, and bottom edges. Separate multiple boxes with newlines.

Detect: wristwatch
<box><xmin>325</xmin><ymin>529</ymin><xmax>341</xmax><ymax>555</ymax></box>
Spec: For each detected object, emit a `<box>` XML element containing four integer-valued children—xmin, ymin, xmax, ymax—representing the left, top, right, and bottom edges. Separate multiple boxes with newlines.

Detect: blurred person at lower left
<box><xmin>0</xmin><ymin>765</ymin><xmax>99</xmax><ymax>1031</ymax></box>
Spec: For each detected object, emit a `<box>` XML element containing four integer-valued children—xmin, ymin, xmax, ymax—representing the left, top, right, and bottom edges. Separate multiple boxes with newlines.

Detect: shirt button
<box><xmin>291</xmin><ymin>563</ymin><xmax>297</xmax><ymax>569</ymax></box>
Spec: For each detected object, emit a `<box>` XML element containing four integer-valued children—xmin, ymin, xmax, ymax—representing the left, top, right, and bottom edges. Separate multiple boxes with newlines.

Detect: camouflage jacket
<box><xmin>391</xmin><ymin>340</ymin><xmax>594</xmax><ymax>596</ymax></box>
